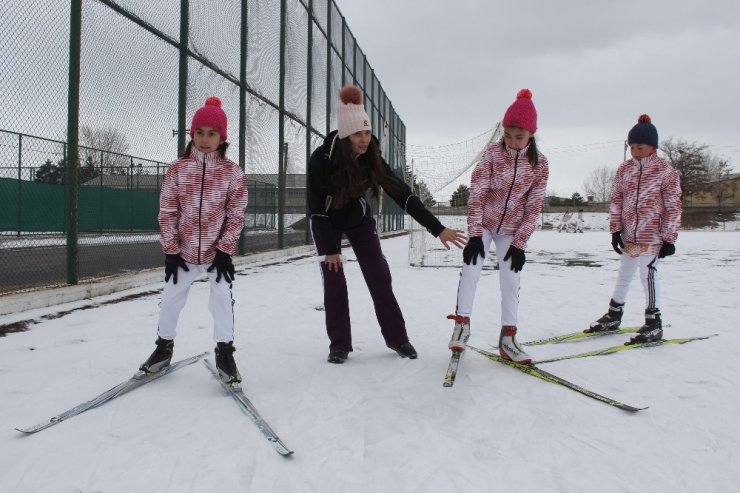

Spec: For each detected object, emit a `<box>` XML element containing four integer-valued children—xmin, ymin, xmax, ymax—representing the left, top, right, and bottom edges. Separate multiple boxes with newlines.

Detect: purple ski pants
<box><xmin>312</xmin><ymin>217</ymin><xmax>409</xmax><ymax>352</ymax></box>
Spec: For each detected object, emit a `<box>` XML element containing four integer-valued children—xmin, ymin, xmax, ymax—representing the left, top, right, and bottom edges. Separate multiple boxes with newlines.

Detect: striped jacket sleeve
<box><xmin>609</xmin><ymin>164</ymin><xmax>626</xmax><ymax>234</ymax></box>
<box><xmin>467</xmin><ymin>146</ymin><xmax>494</xmax><ymax>238</ymax></box>
<box><xmin>512</xmin><ymin>156</ymin><xmax>549</xmax><ymax>250</ymax></box>
<box><xmin>215</xmin><ymin>166</ymin><xmax>248</xmax><ymax>255</ymax></box>
<box><xmin>159</xmin><ymin>161</ymin><xmax>182</xmax><ymax>255</ymax></box>
<box><xmin>660</xmin><ymin>167</ymin><xmax>682</xmax><ymax>243</ymax></box>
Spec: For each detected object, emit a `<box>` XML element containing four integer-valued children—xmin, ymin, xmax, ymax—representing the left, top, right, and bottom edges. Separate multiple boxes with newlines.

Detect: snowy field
<box><xmin>1</xmin><ymin>230</ymin><xmax>739</xmax><ymax>493</ymax></box>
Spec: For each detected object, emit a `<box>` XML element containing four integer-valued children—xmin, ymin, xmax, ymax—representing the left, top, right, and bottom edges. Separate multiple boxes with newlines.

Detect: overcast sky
<box><xmin>336</xmin><ymin>0</ymin><xmax>740</xmax><ymax>196</ymax></box>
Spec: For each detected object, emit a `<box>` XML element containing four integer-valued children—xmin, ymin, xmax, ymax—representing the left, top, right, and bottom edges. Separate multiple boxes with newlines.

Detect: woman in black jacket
<box><xmin>308</xmin><ymin>85</ymin><xmax>466</xmax><ymax>364</ymax></box>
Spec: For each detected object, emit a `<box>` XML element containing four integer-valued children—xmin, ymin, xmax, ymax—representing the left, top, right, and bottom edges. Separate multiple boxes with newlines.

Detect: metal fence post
<box><xmin>277</xmin><ymin>0</ymin><xmax>286</xmax><ymax>249</ymax></box>
<box><xmin>17</xmin><ymin>133</ymin><xmax>22</xmax><ymax>236</ymax></box>
<box><xmin>238</xmin><ymin>0</ymin><xmax>248</xmax><ymax>256</ymax></box>
<box><xmin>66</xmin><ymin>0</ymin><xmax>82</xmax><ymax>285</ymax></box>
<box><xmin>305</xmin><ymin>0</ymin><xmax>313</xmax><ymax>245</ymax></box>
<box><xmin>177</xmin><ymin>0</ymin><xmax>189</xmax><ymax>155</ymax></box>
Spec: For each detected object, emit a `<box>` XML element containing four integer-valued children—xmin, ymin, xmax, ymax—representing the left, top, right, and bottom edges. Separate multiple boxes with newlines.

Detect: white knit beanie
<box><xmin>337</xmin><ymin>85</ymin><xmax>371</xmax><ymax>139</ymax></box>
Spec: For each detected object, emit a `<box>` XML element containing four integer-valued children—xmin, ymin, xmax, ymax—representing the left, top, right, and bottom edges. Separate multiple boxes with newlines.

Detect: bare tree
<box><xmin>583</xmin><ymin>165</ymin><xmax>615</xmax><ymax>203</ymax></box>
<box><xmin>705</xmin><ymin>156</ymin><xmax>736</xmax><ymax>209</ymax></box>
<box><xmin>660</xmin><ymin>138</ymin><xmax>709</xmax><ymax>202</ymax></box>
<box><xmin>79</xmin><ymin>126</ymin><xmax>130</xmax><ymax>169</ymax></box>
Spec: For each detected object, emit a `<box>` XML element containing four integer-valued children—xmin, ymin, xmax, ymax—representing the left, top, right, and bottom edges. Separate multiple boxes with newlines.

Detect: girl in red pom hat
<box><xmin>447</xmin><ymin>88</ymin><xmax>549</xmax><ymax>364</ymax></box>
<box><xmin>139</xmin><ymin>96</ymin><xmax>248</xmax><ymax>386</ymax></box>
<box><xmin>585</xmin><ymin>114</ymin><xmax>682</xmax><ymax>345</ymax></box>
<box><xmin>308</xmin><ymin>85</ymin><xmax>467</xmax><ymax>364</ymax></box>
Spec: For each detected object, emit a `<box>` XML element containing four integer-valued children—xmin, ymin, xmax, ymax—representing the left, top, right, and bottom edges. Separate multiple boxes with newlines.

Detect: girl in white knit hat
<box><xmin>307</xmin><ymin>85</ymin><xmax>466</xmax><ymax>364</ymax></box>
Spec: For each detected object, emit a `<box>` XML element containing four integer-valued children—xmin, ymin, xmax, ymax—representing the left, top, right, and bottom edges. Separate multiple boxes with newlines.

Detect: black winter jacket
<box><xmin>308</xmin><ymin>131</ymin><xmax>445</xmax><ymax>255</ymax></box>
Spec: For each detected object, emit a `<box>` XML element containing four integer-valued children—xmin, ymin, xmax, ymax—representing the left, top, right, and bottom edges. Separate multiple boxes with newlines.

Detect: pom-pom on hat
<box><xmin>337</xmin><ymin>85</ymin><xmax>371</xmax><ymax>139</ymax></box>
<box><xmin>190</xmin><ymin>96</ymin><xmax>228</xmax><ymax>141</ymax></box>
<box><xmin>502</xmin><ymin>88</ymin><xmax>538</xmax><ymax>134</ymax></box>
<box><xmin>627</xmin><ymin>114</ymin><xmax>658</xmax><ymax>148</ymax></box>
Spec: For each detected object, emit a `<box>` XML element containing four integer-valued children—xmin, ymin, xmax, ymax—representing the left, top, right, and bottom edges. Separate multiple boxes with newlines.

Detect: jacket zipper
<box><xmin>198</xmin><ymin>158</ymin><xmax>206</xmax><ymax>264</ymax></box>
<box><xmin>633</xmin><ymin>159</ymin><xmax>643</xmax><ymax>241</ymax></box>
<box><xmin>496</xmin><ymin>150</ymin><xmax>519</xmax><ymax>234</ymax></box>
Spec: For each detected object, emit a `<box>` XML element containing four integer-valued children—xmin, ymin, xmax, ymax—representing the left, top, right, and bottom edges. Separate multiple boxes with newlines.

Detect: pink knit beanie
<box><xmin>190</xmin><ymin>96</ymin><xmax>228</xmax><ymax>141</ymax></box>
<box><xmin>502</xmin><ymin>89</ymin><xmax>538</xmax><ymax>134</ymax></box>
<box><xmin>337</xmin><ymin>85</ymin><xmax>371</xmax><ymax>138</ymax></box>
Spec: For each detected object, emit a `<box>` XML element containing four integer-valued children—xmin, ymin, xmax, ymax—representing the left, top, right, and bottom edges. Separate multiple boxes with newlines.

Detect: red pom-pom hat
<box><xmin>190</xmin><ymin>96</ymin><xmax>228</xmax><ymax>140</ymax></box>
<box><xmin>502</xmin><ymin>88</ymin><xmax>538</xmax><ymax>134</ymax></box>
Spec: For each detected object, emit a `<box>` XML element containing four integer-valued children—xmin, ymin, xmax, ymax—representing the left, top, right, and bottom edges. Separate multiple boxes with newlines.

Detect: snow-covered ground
<box><xmin>1</xmin><ymin>230</ymin><xmax>738</xmax><ymax>493</ymax></box>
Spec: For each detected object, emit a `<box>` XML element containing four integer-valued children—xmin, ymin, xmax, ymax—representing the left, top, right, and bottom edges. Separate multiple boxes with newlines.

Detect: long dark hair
<box><xmin>180</xmin><ymin>140</ymin><xmax>230</xmax><ymax>159</ymax></box>
<box><xmin>500</xmin><ymin>136</ymin><xmax>540</xmax><ymax>166</ymax></box>
<box><xmin>330</xmin><ymin>136</ymin><xmax>390</xmax><ymax>208</ymax></box>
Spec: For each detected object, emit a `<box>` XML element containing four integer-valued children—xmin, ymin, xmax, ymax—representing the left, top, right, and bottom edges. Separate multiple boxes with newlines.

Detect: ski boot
<box><xmin>215</xmin><ymin>341</ymin><xmax>242</xmax><ymax>385</ymax></box>
<box><xmin>139</xmin><ymin>336</ymin><xmax>174</xmax><ymax>374</ymax></box>
<box><xmin>447</xmin><ymin>314</ymin><xmax>470</xmax><ymax>352</ymax></box>
<box><xmin>627</xmin><ymin>308</ymin><xmax>663</xmax><ymax>345</ymax></box>
<box><xmin>390</xmin><ymin>342</ymin><xmax>418</xmax><ymax>359</ymax></box>
<box><xmin>499</xmin><ymin>326</ymin><xmax>532</xmax><ymax>364</ymax></box>
<box><xmin>327</xmin><ymin>350</ymin><xmax>350</xmax><ymax>364</ymax></box>
<box><xmin>585</xmin><ymin>299</ymin><xmax>624</xmax><ymax>333</ymax></box>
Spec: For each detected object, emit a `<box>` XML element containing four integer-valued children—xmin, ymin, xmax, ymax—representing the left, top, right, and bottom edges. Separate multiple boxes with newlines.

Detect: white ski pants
<box><xmin>455</xmin><ymin>231</ymin><xmax>520</xmax><ymax>326</ymax></box>
<box><xmin>157</xmin><ymin>262</ymin><xmax>235</xmax><ymax>342</ymax></box>
<box><xmin>612</xmin><ymin>253</ymin><xmax>661</xmax><ymax>310</ymax></box>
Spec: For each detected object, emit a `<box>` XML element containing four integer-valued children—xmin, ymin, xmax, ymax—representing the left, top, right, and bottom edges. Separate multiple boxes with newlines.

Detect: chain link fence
<box><xmin>0</xmin><ymin>0</ymin><xmax>407</xmax><ymax>294</ymax></box>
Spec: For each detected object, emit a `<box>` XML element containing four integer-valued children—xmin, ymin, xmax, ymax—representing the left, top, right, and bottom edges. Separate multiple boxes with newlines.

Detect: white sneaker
<box><xmin>499</xmin><ymin>326</ymin><xmax>532</xmax><ymax>364</ymax></box>
<box><xmin>446</xmin><ymin>314</ymin><xmax>470</xmax><ymax>351</ymax></box>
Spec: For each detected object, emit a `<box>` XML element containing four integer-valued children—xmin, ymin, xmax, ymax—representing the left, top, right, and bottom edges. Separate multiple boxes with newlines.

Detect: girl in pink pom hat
<box><xmin>139</xmin><ymin>96</ymin><xmax>248</xmax><ymax>386</ymax></box>
<box><xmin>447</xmin><ymin>89</ymin><xmax>549</xmax><ymax>364</ymax></box>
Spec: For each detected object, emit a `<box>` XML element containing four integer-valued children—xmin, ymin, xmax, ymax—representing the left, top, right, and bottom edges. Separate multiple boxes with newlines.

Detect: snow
<box><xmin>1</xmin><ymin>230</ymin><xmax>739</xmax><ymax>493</ymax></box>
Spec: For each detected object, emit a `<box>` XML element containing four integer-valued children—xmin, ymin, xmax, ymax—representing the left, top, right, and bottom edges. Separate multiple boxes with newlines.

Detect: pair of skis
<box><xmin>16</xmin><ymin>353</ymin><xmax>293</xmax><ymax>457</ymax></box>
<box><xmin>443</xmin><ymin>327</ymin><xmax>714</xmax><ymax>413</ymax></box>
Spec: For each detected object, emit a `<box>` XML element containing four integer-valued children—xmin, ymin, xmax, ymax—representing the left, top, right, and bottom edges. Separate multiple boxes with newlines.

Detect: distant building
<box><xmin>685</xmin><ymin>172</ymin><xmax>740</xmax><ymax>207</ymax></box>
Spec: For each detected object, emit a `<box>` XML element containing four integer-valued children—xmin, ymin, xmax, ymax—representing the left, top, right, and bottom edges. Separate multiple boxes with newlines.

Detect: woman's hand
<box><xmin>323</xmin><ymin>254</ymin><xmax>343</xmax><ymax>272</ymax></box>
<box><xmin>438</xmin><ymin>228</ymin><xmax>467</xmax><ymax>250</ymax></box>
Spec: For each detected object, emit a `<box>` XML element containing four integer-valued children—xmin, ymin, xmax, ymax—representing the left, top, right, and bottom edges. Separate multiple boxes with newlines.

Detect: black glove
<box><xmin>207</xmin><ymin>249</ymin><xmax>235</xmax><ymax>283</ymax></box>
<box><xmin>611</xmin><ymin>231</ymin><xmax>624</xmax><ymax>255</ymax></box>
<box><xmin>658</xmin><ymin>242</ymin><xmax>675</xmax><ymax>258</ymax></box>
<box><xmin>462</xmin><ymin>237</ymin><xmax>485</xmax><ymax>265</ymax></box>
<box><xmin>503</xmin><ymin>245</ymin><xmax>526</xmax><ymax>273</ymax></box>
<box><xmin>164</xmin><ymin>253</ymin><xmax>189</xmax><ymax>284</ymax></box>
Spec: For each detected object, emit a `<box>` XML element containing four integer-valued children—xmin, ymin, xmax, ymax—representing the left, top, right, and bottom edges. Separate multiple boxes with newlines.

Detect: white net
<box><xmin>407</xmin><ymin>124</ymin><xmax>502</xmax><ymax>268</ymax></box>
<box><xmin>406</xmin><ymin>123</ymin><xmax>501</xmax><ymax>204</ymax></box>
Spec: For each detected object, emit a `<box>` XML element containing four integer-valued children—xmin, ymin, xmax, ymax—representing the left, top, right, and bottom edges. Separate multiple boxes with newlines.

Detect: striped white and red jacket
<box><xmin>610</xmin><ymin>153</ymin><xmax>682</xmax><ymax>245</ymax></box>
<box><xmin>159</xmin><ymin>146</ymin><xmax>248</xmax><ymax>265</ymax></box>
<box><xmin>467</xmin><ymin>141</ymin><xmax>549</xmax><ymax>250</ymax></box>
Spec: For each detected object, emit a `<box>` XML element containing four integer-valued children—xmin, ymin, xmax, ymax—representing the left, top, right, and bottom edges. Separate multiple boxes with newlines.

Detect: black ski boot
<box><xmin>627</xmin><ymin>308</ymin><xmax>663</xmax><ymax>345</ymax></box>
<box><xmin>139</xmin><ymin>337</ymin><xmax>174</xmax><ymax>374</ymax></box>
<box><xmin>390</xmin><ymin>342</ymin><xmax>418</xmax><ymax>359</ymax></box>
<box><xmin>585</xmin><ymin>299</ymin><xmax>624</xmax><ymax>333</ymax></box>
<box><xmin>327</xmin><ymin>350</ymin><xmax>350</xmax><ymax>364</ymax></box>
<box><xmin>215</xmin><ymin>341</ymin><xmax>242</xmax><ymax>384</ymax></box>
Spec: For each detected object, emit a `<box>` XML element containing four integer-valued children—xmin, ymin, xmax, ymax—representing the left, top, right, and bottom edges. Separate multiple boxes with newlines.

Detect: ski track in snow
<box><xmin>1</xmin><ymin>230</ymin><xmax>739</xmax><ymax>492</ymax></box>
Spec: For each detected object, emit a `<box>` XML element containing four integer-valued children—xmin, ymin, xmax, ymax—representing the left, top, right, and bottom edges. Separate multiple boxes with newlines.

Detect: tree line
<box><xmin>583</xmin><ymin>139</ymin><xmax>734</xmax><ymax>204</ymax></box>
<box><xmin>435</xmin><ymin>139</ymin><xmax>734</xmax><ymax>208</ymax></box>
